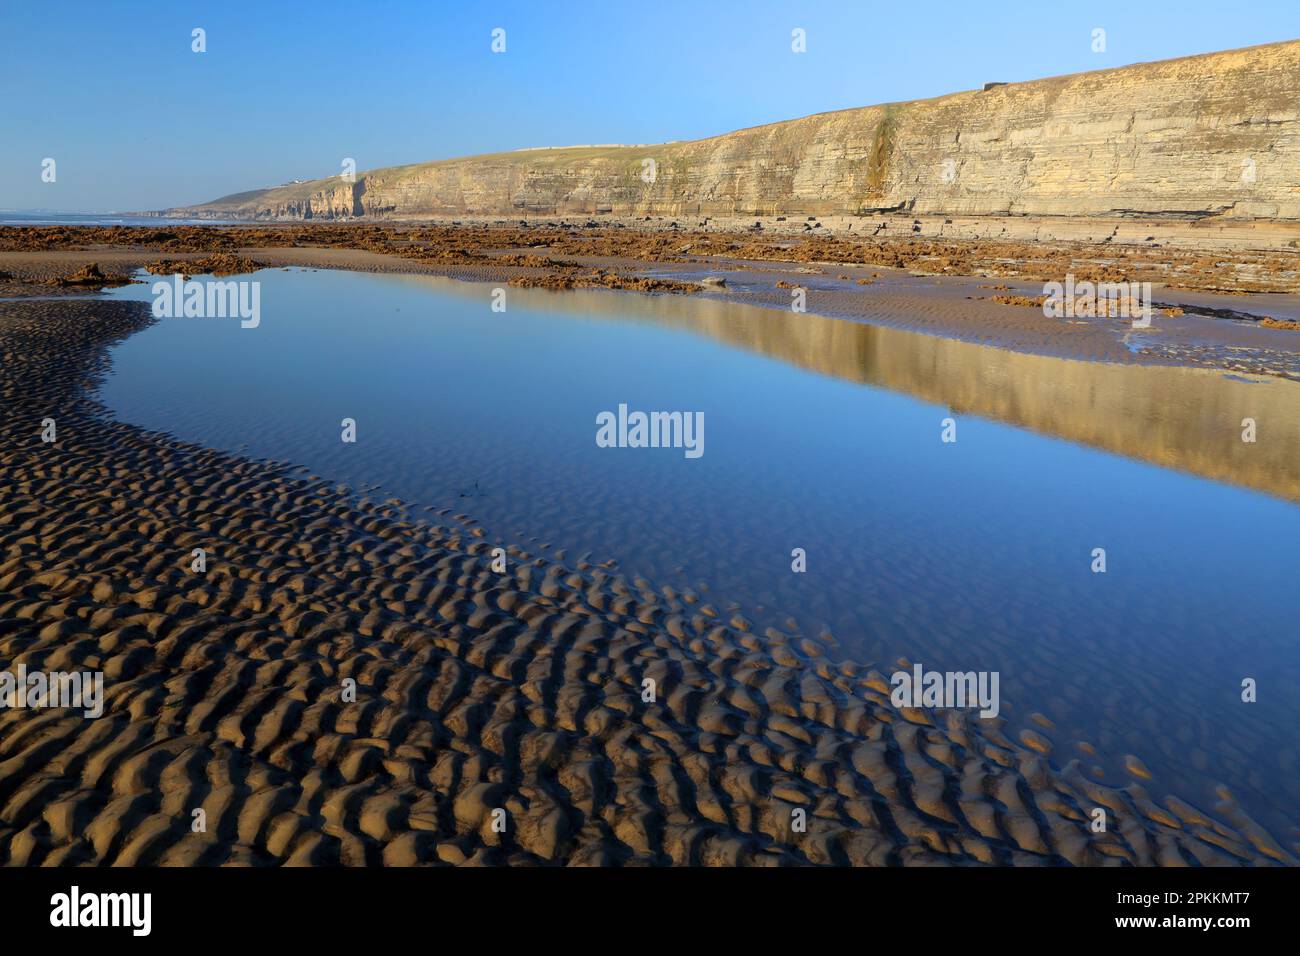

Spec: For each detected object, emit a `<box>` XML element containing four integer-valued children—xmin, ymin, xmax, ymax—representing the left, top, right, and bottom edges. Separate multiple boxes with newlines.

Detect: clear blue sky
<box><xmin>1</xmin><ymin>0</ymin><xmax>1295</xmax><ymax>212</ymax></box>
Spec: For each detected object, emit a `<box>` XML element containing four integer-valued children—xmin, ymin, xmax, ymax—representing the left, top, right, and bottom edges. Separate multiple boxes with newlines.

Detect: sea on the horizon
<box><xmin>0</xmin><ymin>212</ymin><xmax>229</xmax><ymax>227</ymax></box>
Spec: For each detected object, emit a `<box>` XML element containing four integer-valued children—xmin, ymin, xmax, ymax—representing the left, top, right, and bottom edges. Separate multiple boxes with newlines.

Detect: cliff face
<box><xmin>172</xmin><ymin>40</ymin><xmax>1300</xmax><ymax>222</ymax></box>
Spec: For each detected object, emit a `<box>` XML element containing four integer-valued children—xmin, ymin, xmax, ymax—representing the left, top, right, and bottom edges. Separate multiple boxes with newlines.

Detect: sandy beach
<box><xmin>1</xmin><ymin>223</ymin><xmax>1296</xmax><ymax>866</ymax></box>
<box><xmin>2</xmin><ymin>219</ymin><xmax>1298</xmax><ymax>374</ymax></box>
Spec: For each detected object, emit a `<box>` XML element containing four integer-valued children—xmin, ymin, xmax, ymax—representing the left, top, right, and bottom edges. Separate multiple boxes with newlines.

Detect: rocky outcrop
<box><xmin>169</xmin><ymin>40</ymin><xmax>1300</xmax><ymax>222</ymax></box>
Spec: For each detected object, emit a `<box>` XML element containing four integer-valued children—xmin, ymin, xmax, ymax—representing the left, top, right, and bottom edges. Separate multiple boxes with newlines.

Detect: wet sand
<box><xmin>1</xmin><ymin>226</ymin><xmax>1298</xmax><ymax>866</ymax></box>
<box><xmin>2</xmin><ymin>221</ymin><xmax>1297</xmax><ymax>382</ymax></box>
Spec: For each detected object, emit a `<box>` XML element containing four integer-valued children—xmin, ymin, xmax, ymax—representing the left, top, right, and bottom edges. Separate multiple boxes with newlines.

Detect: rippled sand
<box><xmin>0</xmin><ymin>295</ymin><xmax>1292</xmax><ymax>866</ymax></box>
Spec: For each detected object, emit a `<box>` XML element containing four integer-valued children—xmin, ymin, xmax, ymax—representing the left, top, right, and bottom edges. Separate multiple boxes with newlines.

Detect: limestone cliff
<box><xmin>169</xmin><ymin>40</ymin><xmax>1300</xmax><ymax>222</ymax></box>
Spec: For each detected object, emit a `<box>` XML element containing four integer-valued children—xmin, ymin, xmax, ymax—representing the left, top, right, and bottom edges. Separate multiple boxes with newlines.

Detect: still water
<box><xmin>100</xmin><ymin>268</ymin><xmax>1300</xmax><ymax>842</ymax></box>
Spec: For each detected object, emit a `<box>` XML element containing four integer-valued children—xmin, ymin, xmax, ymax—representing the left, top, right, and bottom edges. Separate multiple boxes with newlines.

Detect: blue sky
<box><xmin>1</xmin><ymin>0</ymin><xmax>1295</xmax><ymax>211</ymax></box>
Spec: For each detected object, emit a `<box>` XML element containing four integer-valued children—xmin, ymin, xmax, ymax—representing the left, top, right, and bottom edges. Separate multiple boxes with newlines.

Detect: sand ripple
<box><xmin>0</xmin><ymin>297</ymin><xmax>1291</xmax><ymax>866</ymax></box>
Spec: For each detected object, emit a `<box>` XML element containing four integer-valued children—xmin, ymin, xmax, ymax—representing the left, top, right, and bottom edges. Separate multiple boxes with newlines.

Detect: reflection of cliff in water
<box><xmin>495</xmin><ymin>282</ymin><xmax>1300</xmax><ymax>504</ymax></box>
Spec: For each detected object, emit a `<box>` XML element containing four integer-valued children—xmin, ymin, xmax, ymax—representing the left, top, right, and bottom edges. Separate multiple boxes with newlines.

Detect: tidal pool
<box><xmin>101</xmin><ymin>268</ymin><xmax>1300</xmax><ymax>842</ymax></box>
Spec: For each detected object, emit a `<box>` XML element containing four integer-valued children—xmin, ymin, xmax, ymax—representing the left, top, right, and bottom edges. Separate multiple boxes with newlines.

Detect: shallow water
<box><xmin>101</xmin><ymin>268</ymin><xmax>1300</xmax><ymax>843</ymax></box>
